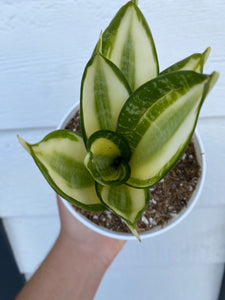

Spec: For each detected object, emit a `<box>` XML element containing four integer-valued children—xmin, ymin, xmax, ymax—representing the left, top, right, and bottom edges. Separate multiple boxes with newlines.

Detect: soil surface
<box><xmin>66</xmin><ymin>110</ymin><xmax>201</xmax><ymax>233</ymax></box>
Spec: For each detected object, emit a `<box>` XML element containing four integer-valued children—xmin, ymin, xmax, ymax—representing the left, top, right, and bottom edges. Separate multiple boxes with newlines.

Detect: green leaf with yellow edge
<box><xmin>96</xmin><ymin>182</ymin><xmax>150</xmax><ymax>241</ymax></box>
<box><xmin>94</xmin><ymin>1</ymin><xmax>159</xmax><ymax>91</ymax></box>
<box><xmin>80</xmin><ymin>51</ymin><xmax>131</xmax><ymax>144</ymax></box>
<box><xmin>161</xmin><ymin>47</ymin><xmax>211</xmax><ymax>74</ymax></box>
<box><xmin>18</xmin><ymin>130</ymin><xmax>105</xmax><ymax>211</ymax></box>
<box><xmin>84</xmin><ymin>130</ymin><xmax>131</xmax><ymax>186</ymax></box>
<box><xmin>117</xmin><ymin>71</ymin><xmax>219</xmax><ymax>188</ymax></box>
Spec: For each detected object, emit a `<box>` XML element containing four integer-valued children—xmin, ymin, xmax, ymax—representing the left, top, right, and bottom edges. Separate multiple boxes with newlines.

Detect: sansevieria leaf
<box><xmin>80</xmin><ymin>52</ymin><xmax>131</xmax><ymax>144</ymax></box>
<box><xmin>96</xmin><ymin>182</ymin><xmax>150</xmax><ymax>241</ymax></box>
<box><xmin>161</xmin><ymin>47</ymin><xmax>211</xmax><ymax>74</ymax></box>
<box><xmin>17</xmin><ymin>0</ymin><xmax>220</xmax><ymax>241</ymax></box>
<box><xmin>94</xmin><ymin>1</ymin><xmax>159</xmax><ymax>91</ymax></box>
<box><xmin>18</xmin><ymin>130</ymin><xmax>105</xmax><ymax>211</ymax></box>
<box><xmin>117</xmin><ymin>71</ymin><xmax>219</xmax><ymax>188</ymax></box>
<box><xmin>84</xmin><ymin>130</ymin><xmax>131</xmax><ymax>186</ymax></box>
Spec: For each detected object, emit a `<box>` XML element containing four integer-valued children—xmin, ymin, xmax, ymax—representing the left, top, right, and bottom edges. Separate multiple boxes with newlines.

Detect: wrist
<box><xmin>56</xmin><ymin>231</ymin><xmax>111</xmax><ymax>270</ymax></box>
<box><xmin>57</xmin><ymin>229</ymin><xmax>123</xmax><ymax>269</ymax></box>
<box><xmin>47</xmin><ymin>232</ymin><xmax>110</xmax><ymax>299</ymax></box>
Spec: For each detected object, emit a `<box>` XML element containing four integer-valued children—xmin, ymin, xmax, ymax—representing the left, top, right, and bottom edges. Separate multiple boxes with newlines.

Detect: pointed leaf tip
<box><xmin>96</xmin><ymin>31</ymin><xmax>103</xmax><ymax>54</ymax></box>
<box><xmin>95</xmin><ymin>183</ymin><xmax>149</xmax><ymax>238</ymax></box>
<box><xmin>17</xmin><ymin>135</ymin><xmax>31</xmax><ymax>154</ymax></box>
<box><xmin>80</xmin><ymin>50</ymin><xmax>131</xmax><ymax>142</ymax></box>
<box><xmin>202</xmin><ymin>47</ymin><xmax>211</xmax><ymax>65</ymax></box>
<box><xmin>203</xmin><ymin>71</ymin><xmax>219</xmax><ymax>99</ymax></box>
<box><xmin>212</xmin><ymin>71</ymin><xmax>219</xmax><ymax>81</ymax></box>
<box><xmin>97</xmin><ymin>0</ymin><xmax>158</xmax><ymax>90</ymax></box>
<box><xmin>18</xmin><ymin>130</ymin><xmax>105</xmax><ymax>211</ymax></box>
<box><xmin>125</xmin><ymin>222</ymin><xmax>141</xmax><ymax>241</ymax></box>
<box><xmin>161</xmin><ymin>47</ymin><xmax>212</xmax><ymax>75</ymax></box>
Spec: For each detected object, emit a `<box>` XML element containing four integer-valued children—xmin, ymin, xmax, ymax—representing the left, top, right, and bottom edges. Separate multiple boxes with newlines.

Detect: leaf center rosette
<box><xmin>84</xmin><ymin>130</ymin><xmax>131</xmax><ymax>186</ymax></box>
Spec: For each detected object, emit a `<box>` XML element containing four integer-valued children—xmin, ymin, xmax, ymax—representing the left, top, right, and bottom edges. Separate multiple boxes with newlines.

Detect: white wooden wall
<box><xmin>0</xmin><ymin>0</ymin><xmax>225</xmax><ymax>299</ymax></box>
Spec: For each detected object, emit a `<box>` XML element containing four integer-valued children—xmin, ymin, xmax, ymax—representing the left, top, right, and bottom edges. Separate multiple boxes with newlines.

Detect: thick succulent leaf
<box><xmin>117</xmin><ymin>71</ymin><xmax>219</xmax><ymax>188</ymax></box>
<box><xmin>84</xmin><ymin>130</ymin><xmax>131</xmax><ymax>186</ymax></box>
<box><xmin>202</xmin><ymin>71</ymin><xmax>219</xmax><ymax>99</ymax></box>
<box><xmin>18</xmin><ymin>130</ymin><xmax>105</xmax><ymax>211</ymax></box>
<box><xmin>96</xmin><ymin>182</ymin><xmax>150</xmax><ymax>240</ymax></box>
<box><xmin>80</xmin><ymin>53</ymin><xmax>131</xmax><ymax>144</ymax></box>
<box><xmin>94</xmin><ymin>1</ymin><xmax>159</xmax><ymax>91</ymax></box>
<box><xmin>161</xmin><ymin>47</ymin><xmax>211</xmax><ymax>74</ymax></box>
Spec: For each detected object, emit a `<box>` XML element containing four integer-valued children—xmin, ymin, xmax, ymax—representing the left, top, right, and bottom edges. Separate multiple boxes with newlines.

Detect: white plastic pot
<box><xmin>58</xmin><ymin>104</ymin><xmax>206</xmax><ymax>240</ymax></box>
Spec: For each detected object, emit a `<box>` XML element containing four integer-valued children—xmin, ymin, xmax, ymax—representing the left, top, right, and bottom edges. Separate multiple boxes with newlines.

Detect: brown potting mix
<box><xmin>66</xmin><ymin>110</ymin><xmax>201</xmax><ymax>233</ymax></box>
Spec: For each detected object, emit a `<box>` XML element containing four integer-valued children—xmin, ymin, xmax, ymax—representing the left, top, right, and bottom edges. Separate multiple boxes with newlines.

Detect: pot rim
<box><xmin>57</xmin><ymin>104</ymin><xmax>206</xmax><ymax>240</ymax></box>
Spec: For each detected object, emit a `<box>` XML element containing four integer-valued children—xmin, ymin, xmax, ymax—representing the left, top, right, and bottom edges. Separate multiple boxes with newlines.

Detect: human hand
<box><xmin>57</xmin><ymin>195</ymin><xmax>126</xmax><ymax>267</ymax></box>
<box><xmin>16</xmin><ymin>196</ymin><xmax>125</xmax><ymax>300</ymax></box>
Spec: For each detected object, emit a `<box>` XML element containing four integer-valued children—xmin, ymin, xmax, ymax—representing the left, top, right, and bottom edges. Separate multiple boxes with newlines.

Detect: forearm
<box><xmin>16</xmin><ymin>233</ymin><xmax>110</xmax><ymax>300</ymax></box>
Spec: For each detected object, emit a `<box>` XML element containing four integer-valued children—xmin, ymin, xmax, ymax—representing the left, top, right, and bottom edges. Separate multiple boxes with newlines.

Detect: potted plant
<box><xmin>18</xmin><ymin>0</ymin><xmax>218</xmax><ymax>241</ymax></box>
